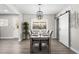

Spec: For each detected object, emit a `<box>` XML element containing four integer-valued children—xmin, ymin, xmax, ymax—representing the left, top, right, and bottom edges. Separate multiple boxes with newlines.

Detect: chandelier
<box><xmin>37</xmin><ymin>4</ymin><xmax>43</xmax><ymax>20</ymax></box>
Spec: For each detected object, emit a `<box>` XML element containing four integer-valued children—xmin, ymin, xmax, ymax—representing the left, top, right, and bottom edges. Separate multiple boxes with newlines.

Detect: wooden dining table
<box><xmin>30</xmin><ymin>33</ymin><xmax>51</xmax><ymax>53</ymax></box>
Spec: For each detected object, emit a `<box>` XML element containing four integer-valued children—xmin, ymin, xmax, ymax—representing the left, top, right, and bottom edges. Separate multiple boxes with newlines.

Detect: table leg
<box><xmin>48</xmin><ymin>39</ymin><xmax>51</xmax><ymax>53</ymax></box>
<box><xmin>39</xmin><ymin>40</ymin><xmax>41</xmax><ymax>51</ymax></box>
<box><xmin>30</xmin><ymin>38</ymin><xmax>32</xmax><ymax>53</ymax></box>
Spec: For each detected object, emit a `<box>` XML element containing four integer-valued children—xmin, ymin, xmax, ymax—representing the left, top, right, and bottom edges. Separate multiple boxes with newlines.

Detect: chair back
<box><xmin>50</xmin><ymin>31</ymin><xmax>53</xmax><ymax>38</ymax></box>
<box><xmin>47</xmin><ymin>30</ymin><xmax>49</xmax><ymax>33</ymax></box>
<box><xmin>28</xmin><ymin>30</ymin><xmax>32</xmax><ymax>36</ymax></box>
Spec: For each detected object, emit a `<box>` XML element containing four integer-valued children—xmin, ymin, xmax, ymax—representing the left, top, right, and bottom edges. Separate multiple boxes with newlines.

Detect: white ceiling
<box><xmin>0</xmin><ymin>4</ymin><xmax>20</xmax><ymax>14</ymax></box>
<box><xmin>0</xmin><ymin>4</ymin><xmax>70</xmax><ymax>14</ymax></box>
<box><xmin>12</xmin><ymin>4</ymin><xmax>69</xmax><ymax>14</ymax></box>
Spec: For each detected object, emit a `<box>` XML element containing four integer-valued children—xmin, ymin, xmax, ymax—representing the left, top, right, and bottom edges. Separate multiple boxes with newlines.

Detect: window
<box><xmin>0</xmin><ymin>19</ymin><xmax>8</xmax><ymax>26</ymax></box>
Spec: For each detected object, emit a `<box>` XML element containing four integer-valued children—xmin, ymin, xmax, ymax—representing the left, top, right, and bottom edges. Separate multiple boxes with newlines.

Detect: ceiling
<box><xmin>0</xmin><ymin>4</ymin><xmax>19</xmax><ymax>14</ymax></box>
<box><xmin>0</xmin><ymin>4</ymin><xmax>70</xmax><ymax>14</ymax></box>
<box><xmin>12</xmin><ymin>4</ymin><xmax>69</xmax><ymax>14</ymax></box>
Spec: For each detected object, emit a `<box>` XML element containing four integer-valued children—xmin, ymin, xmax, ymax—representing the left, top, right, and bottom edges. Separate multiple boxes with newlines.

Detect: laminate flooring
<box><xmin>0</xmin><ymin>39</ymin><xmax>75</xmax><ymax>54</ymax></box>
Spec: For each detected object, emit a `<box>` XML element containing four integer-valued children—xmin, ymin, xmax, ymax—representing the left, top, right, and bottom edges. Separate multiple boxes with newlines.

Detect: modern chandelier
<box><xmin>37</xmin><ymin>4</ymin><xmax>43</xmax><ymax>20</ymax></box>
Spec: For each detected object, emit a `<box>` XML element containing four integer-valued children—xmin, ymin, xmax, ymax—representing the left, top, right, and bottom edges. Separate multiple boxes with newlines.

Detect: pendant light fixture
<box><xmin>37</xmin><ymin>4</ymin><xmax>43</xmax><ymax>20</ymax></box>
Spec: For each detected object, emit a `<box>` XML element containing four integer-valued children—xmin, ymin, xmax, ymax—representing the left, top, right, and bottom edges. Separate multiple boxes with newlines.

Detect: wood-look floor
<box><xmin>51</xmin><ymin>39</ymin><xmax>75</xmax><ymax>54</ymax></box>
<box><xmin>0</xmin><ymin>39</ymin><xmax>75</xmax><ymax>54</ymax></box>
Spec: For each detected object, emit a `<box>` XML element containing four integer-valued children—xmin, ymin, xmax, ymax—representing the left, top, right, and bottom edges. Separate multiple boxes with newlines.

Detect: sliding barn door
<box><xmin>59</xmin><ymin>12</ymin><xmax>69</xmax><ymax>47</ymax></box>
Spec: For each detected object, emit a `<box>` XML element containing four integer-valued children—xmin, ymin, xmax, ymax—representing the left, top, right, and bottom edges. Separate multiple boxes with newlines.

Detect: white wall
<box><xmin>57</xmin><ymin>5</ymin><xmax>79</xmax><ymax>53</ymax></box>
<box><xmin>23</xmin><ymin>14</ymin><xmax>57</xmax><ymax>38</ymax></box>
<box><xmin>0</xmin><ymin>14</ymin><xmax>21</xmax><ymax>40</ymax></box>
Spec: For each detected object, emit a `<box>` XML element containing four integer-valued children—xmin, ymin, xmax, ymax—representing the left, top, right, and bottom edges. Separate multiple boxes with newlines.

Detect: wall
<box><xmin>23</xmin><ymin>14</ymin><xmax>57</xmax><ymax>38</ymax></box>
<box><xmin>57</xmin><ymin>5</ymin><xmax>79</xmax><ymax>53</ymax></box>
<box><xmin>0</xmin><ymin>14</ymin><xmax>21</xmax><ymax>39</ymax></box>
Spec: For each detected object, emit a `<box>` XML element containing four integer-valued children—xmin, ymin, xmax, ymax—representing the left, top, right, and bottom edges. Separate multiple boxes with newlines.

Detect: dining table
<box><xmin>30</xmin><ymin>33</ymin><xmax>51</xmax><ymax>53</ymax></box>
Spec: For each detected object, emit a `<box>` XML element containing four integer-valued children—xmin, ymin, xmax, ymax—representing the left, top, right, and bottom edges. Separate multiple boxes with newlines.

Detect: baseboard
<box><xmin>70</xmin><ymin>47</ymin><xmax>79</xmax><ymax>54</ymax></box>
<box><xmin>0</xmin><ymin>37</ymin><xmax>18</xmax><ymax>39</ymax></box>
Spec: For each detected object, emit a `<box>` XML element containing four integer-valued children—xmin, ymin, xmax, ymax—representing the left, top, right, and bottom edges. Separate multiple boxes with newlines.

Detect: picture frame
<box><xmin>33</xmin><ymin>22</ymin><xmax>47</xmax><ymax>29</ymax></box>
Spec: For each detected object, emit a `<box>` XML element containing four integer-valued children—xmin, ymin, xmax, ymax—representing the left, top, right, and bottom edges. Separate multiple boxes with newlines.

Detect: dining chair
<box><xmin>32</xmin><ymin>40</ymin><xmax>39</xmax><ymax>47</ymax></box>
<box><xmin>41</xmin><ymin>31</ymin><xmax>51</xmax><ymax>51</ymax></box>
<box><xmin>50</xmin><ymin>31</ymin><xmax>53</xmax><ymax>39</ymax></box>
<box><xmin>41</xmin><ymin>31</ymin><xmax>53</xmax><ymax>47</ymax></box>
<box><xmin>31</xmin><ymin>39</ymin><xmax>40</xmax><ymax>53</ymax></box>
<box><xmin>47</xmin><ymin>30</ymin><xmax>49</xmax><ymax>33</ymax></box>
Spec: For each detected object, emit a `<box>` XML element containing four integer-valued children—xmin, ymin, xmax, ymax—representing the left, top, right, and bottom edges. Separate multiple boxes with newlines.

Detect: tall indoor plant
<box><xmin>23</xmin><ymin>22</ymin><xmax>29</xmax><ymax>40</ymax></box>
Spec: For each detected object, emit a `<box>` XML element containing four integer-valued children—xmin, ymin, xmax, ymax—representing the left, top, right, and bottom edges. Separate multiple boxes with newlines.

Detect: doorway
<box><xmin>58</xmin><ymin>11</ymin><xmax>71</xmax><ymax>47</ymax></box>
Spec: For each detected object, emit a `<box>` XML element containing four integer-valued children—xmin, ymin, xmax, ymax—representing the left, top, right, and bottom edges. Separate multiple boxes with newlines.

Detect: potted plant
<box><xmin>23</xmin><ymin>22</ymin><xmax>29</xmax><ymax>40</ymax></box>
